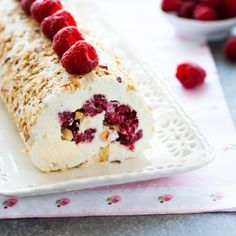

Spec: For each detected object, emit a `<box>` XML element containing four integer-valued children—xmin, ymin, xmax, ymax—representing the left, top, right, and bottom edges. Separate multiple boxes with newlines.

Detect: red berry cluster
<box><xmin>161</xmin><ymin>0</ymin><xmax>236</xmax><ymax>21</ymax></box>
<box><xmin>104</xmin><ymin>101</ymin><xmax>142</xmax><ymax>149</ymax></box>
<box><xmin>58</xmin><ymin>94</ymin><xmax>143</xmax><ymax>149</ymax></box>
<box><xmin>20</xmin><ymin>0</ymin><xmax>99</xmax><ymax>74</ymax></box>
<box><xmin>83</xmin><ymin>95</ymin><xmax>143</xmax><ymax>149</ymax></box>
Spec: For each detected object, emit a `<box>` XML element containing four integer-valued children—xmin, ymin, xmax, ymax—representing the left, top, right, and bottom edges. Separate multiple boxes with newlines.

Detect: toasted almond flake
<box><xmin>74</xmin><ymin>111</ymin><xmax>84</xmax><ymax>120</ymax></box>
<box><xmin>60</xmin><ymin>168</ymin><xmax>69</xmax><ymax>172</ymax></box>
<box><xmin>127</xmin><ymin>84</ymin><xmax>136</xmax><ymax>91</ymax></box>
<box><xmin>23</xmin><ymin>148</ymin><xmax>29</xmax><ymax>155</ymax></box>
<box><xmin>70</xmin><ymin>77</ymin><xmax>81</xmax><ymax>89</ymax></box>
<box><xmin>100</xmin><ymin>130</ymin><xmax>109</xmax><ymax>141</ymax></box>
<box><xmin>79</xmin><ymin>155</ymin><xmax>101</xmax><ymax>168</ymax></box>
<box><xmin>99</xmin><ymin>146</ymin><xmax>109</xmax><ymax>162</ymax></box>
<box><xmin>147</xmin><ymin>105</ymin><xmax>152</xmax><ymax>111</ymax></box>
<box><xmin>61</xmin><ymin>128</ymin><xmax>73</xmax><ymax>141</ymax></box>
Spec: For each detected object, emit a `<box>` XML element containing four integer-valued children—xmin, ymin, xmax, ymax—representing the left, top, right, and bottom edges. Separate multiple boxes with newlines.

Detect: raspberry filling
<box><xmin>58</xmin><ymin>111</ymin><xmax>96</xmax><ymax>144</ymax></box>
<box><xmin>73</xmin><ymin>128</ymin><xmax>96</xmax><ymax>144</ymax></box>
<box><xmin>58</xmin><ymin>111</ymin><xmax>74</xmax><ymax>128</ymax></box>
<box><xmin>105</xmin><ymin>101</ymin><xmax>143</xmax><ymax>148</ymax></box>
<box><xmin>82</xmin><ymin>94</ymin><xmax>108</xmax><ymax>117</ymax></box>
<box><xmin>58</xmin><ymin>94</ymin><xmax>143</xmax><ymax>149</ymax></box>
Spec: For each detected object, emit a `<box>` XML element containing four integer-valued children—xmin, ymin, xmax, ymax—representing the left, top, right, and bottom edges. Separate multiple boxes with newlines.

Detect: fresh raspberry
<box><xmin>61</xmin><ymin>41</ymin><xmax>99</xmax><ymax>74</ymax></box>
<box><xmin>30</xmin><ymin>0</ymin><xmax>62</xmax><ymax>23</ymax></box>
<box><xmin>41</xmin><ymin>10</ymin><xmax>77</xmax><ymax>39</ymax></box>
<box><xmin>73</xmin><ymin>128</ymin><xmax>96</xmax><ymax>144</ymax></box>
<box><xmin>54</xmin><ymin>10</ymin><xmax>77</xmax><ymax>26</ymax></box>
<box><xmin>53</xmin><ymin>26</ymin><xmax>84</xmax><ymax>57</ymax></box>
<box><xmin>222</xmin><ymin>0</ymin><xmax>236</xmax><ymax>18</ymax></box>
<box><xmin>20</xmin><ymin>0</ymin><xmax>36</xmax><ymax>14</ymax></box>
<box><xmin>161</xmin><ymin>0</ymin><xmax>179</xmax><ymax>12</ymax></box>
<box><xmin>199</xmin><ymin>0</ymin><xmax>223</xmax><ymax>8</ymax></box>
<box><xmin>224</xmin><ymin>36</ymin><xmax>236</xmax><ymax>60</ymax></box>
<box><xmin>82</xmin><ymin>94</ymin><xmax>108</xmax><ymax>117</ymax></box>
<box><xmin>176</xmin><ymin>63</ymin><xmax>206</xmax><ymax>88</ymax></box>
<box><xmin>178</xmin><ymin>1</ymin><xmax>196</xmax><ymax>18</ymax></box>
<box><xmin>194</xmin><ymin>5</ymin><xmax>218</xmax><ymax>20</ymax></box>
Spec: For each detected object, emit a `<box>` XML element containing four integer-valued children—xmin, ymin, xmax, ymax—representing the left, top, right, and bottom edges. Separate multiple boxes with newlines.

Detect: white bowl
<box><xmin>160</xmin><ymin>10</ymin><xmax>236</xmax><ymax>42</ymax></box>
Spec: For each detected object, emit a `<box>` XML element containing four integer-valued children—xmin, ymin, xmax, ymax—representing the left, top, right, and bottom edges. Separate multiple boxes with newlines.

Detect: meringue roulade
<box><xmin>0</xmin><ymin>0</ymin><xmax>154</xmax><ymax>172</ymax></box>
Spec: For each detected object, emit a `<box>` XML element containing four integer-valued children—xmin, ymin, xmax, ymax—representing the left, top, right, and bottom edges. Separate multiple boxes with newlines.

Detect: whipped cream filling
<box><xmin>27</xmin><ymin>76</ymin><xmax>153</xmax><ymax>172</ymax></box>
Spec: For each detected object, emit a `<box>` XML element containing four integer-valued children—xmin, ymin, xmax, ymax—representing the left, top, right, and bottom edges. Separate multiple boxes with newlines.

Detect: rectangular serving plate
<box><xmin>0</xmin><ymin>54</ymin><xmax>214</xmax><ymax>197</ymax></box>
<box><xmin>0</xmin><ymin>2</ymin><xmax>214</xmax><ymax>197</ymax></box>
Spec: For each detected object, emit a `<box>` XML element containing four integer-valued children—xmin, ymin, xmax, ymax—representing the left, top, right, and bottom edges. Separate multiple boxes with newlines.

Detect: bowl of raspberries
<box><xmin>160</xmin><ymin>0</ymin><xmax>236</xmax><ymax>42</ymax></box>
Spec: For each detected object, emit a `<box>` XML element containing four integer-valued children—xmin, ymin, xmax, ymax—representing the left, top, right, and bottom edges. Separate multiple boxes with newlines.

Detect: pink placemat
<box><xmin>0</xmin><ymin>0</ymin><xmax>236</xmax><ymax>218</ymax></box>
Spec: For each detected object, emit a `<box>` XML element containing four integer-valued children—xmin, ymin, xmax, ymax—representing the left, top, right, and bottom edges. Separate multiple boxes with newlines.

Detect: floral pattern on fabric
<box><xmin>106</xmin><ymin>195</ymin><xmax>121</xmax><ymax>205</ymax></box>
<box><xmin>3</xmin><ymin>198</ymin><xmax>18</xmax><ymax>209</ymax></box>
<box><xmin>158</xmin><ymin>194</ymin><xmax>173</xmax><ymax>203</ymax></box>
<box><xmin>56</xmin><ymin>198</ymin><xmax>71</xmax><ymax>207</ymax></box>
<box><xmin>210</xmin><ymin>193</ymin><xmax>224</xmax><ymax>201</ymax></box>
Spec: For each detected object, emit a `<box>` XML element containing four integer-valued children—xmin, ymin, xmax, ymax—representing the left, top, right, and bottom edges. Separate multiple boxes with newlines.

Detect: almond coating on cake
<box><xmin>0</xmin><ymin>0</ymin><xmax>154</xmax><ymax>172</ymax></box>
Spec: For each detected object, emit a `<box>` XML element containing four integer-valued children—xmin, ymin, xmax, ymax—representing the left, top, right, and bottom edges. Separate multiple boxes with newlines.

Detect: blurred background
<box><xmin>75</xmin><ymin>0</ymin><xmax>236</xmax><ymax>124</ymax></box>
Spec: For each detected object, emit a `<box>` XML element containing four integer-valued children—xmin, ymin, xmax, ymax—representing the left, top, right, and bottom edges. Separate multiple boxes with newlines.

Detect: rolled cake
<box><xmin>0</xmin><ymin>0</ymin><xmax>154</xmax><ymax>172</ymax></box>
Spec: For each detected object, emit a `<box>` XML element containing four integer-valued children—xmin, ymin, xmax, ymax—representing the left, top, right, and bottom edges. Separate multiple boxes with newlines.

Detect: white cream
<box><xmin>28</xmin><ymin>76</ymin><xmax>154</xmax><ymax>172</ymax></box>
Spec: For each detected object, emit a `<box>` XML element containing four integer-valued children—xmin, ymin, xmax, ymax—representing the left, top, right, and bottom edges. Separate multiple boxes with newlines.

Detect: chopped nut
<box><xmin>100</xmin><ymin>130</ymin><xmax>109</xmax><ymax>141</ymax></box>
<box><xmin>61</xmin><ymin>128</ymin><xmax>73</xmax><ymax>141</ymax></box>
<box><xmin>99</xmin><ymin>65</ymin><xmax>108</xmax><ymax>70</ymax></box>
<box><xmin>74</xmin><ymin>111</ymin><xmax>84</xmax><ymax>120</ymax></box>
<box><xmin>61</xmin><ymin>168</ymin><xmax>69</xmax><ymax>172</ymax></box>
<box><xmin>70</xmin><ymin>77</ymin><xmax>81</xmax><ymax>89</ymax></box>
<box><xmin>127</xmin><ymin>84</ymin><xmax>136</xmax><ymax>91</ymax></box>
<box><xmin>99</xmin><ymin>146</ymin><xmax>109</xmax><ymax>162</ymax></box>
<box><xmin>23</xmin><ymin>148</ymin><xmax>29</xmax><ymax>155</ymax></box>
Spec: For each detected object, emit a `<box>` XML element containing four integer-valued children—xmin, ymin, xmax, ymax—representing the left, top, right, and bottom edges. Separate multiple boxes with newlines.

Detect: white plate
<box><xmin>0</xmin><ymin>49</ymin><xmax>214</xmax><ymax>197</ymax></box>
<box><xmin>0</xmin><ymin>4</ymin><xmax>214</xmax><ymax>197</ymax></box>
